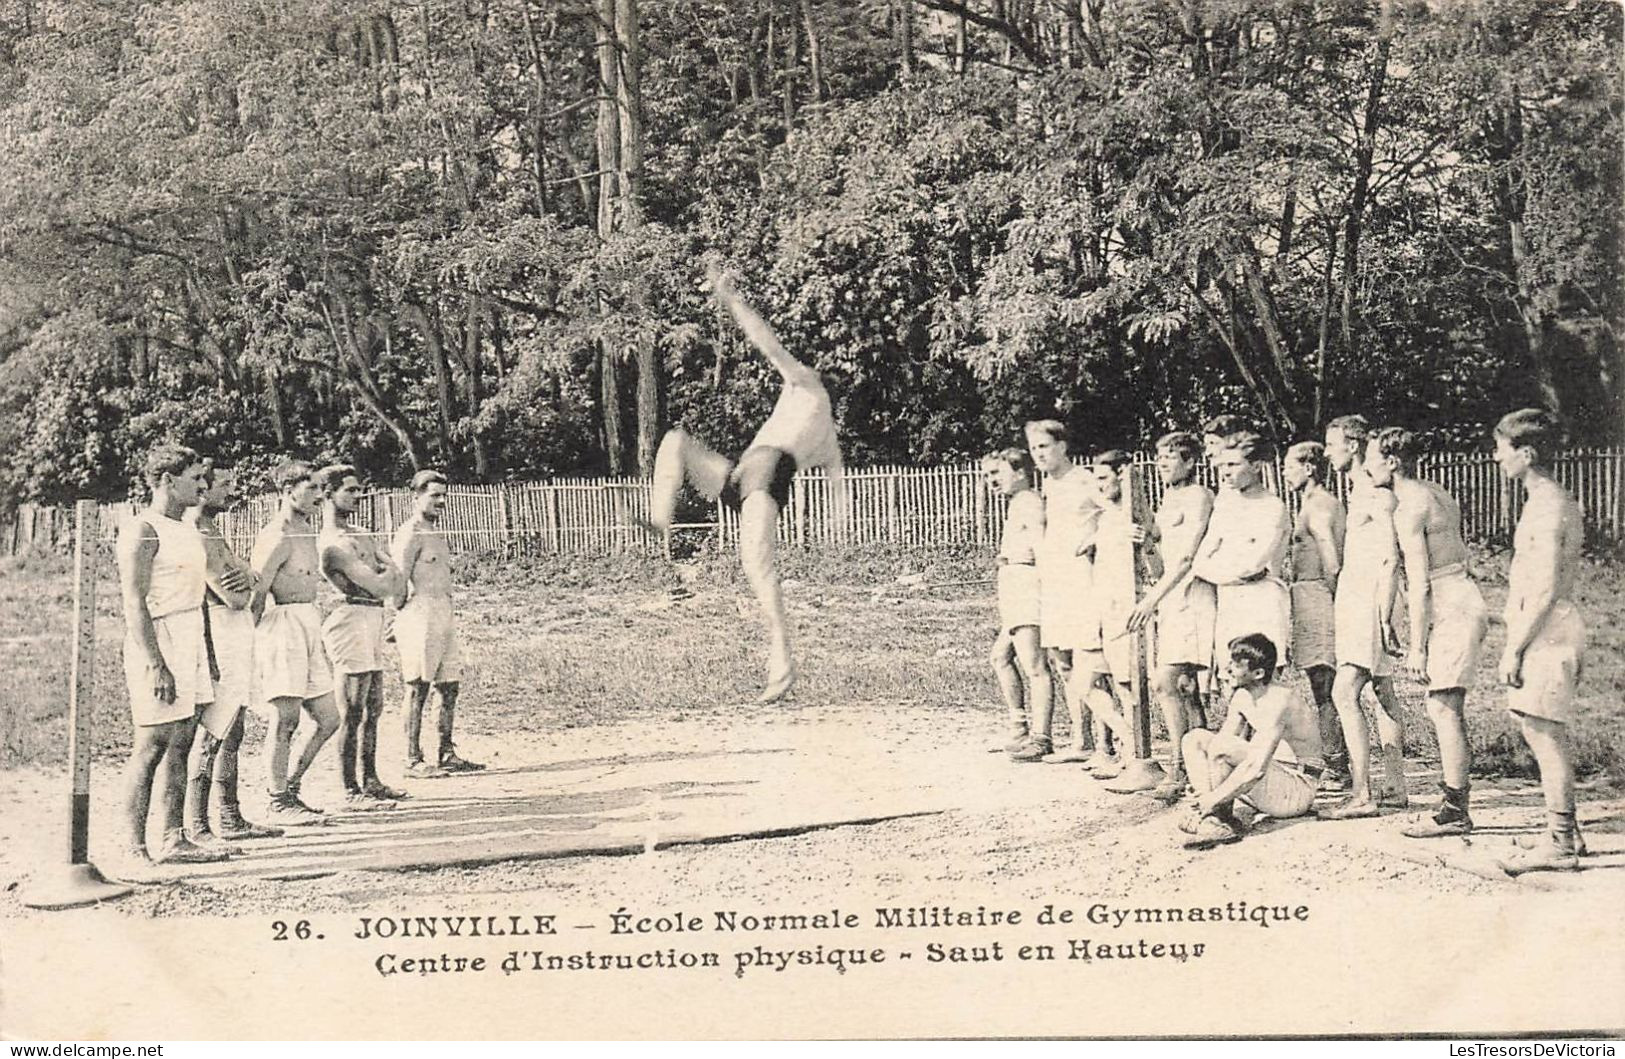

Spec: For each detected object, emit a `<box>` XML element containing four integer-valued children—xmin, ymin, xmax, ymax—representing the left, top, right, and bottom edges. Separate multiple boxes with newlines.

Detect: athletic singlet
<box><xmin>1038</xmin><ymin>467</ymin><xmax>1099</xmax><ymax>561</ymax></box>
<box><xmin>138</xmin><ymin>508</ymin><xmax>207</xmax><ymax>620</ymax></box>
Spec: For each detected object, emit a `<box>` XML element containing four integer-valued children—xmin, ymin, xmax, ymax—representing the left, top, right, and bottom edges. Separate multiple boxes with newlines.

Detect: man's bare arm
<box><xmin>118</xmin><ymin>521</ymin><xmax>166</xmax><ymax>670</ymax></box>
<box><xmin>323</xmin><ymin>539</ymin><xmax>402</xmax><ymax>600</ymax></box>
<box><xmin>249</xmin><ymin>539</ymin><xmax>292</xmax><ymax>622</ymax></box>
<box><xmin>1504</xmin><ymin>504</ymin><xmax>1563</xmax><ymax>657</ymax></box>
<box><xmin>1129</xmin><ymin>493</ymin><xmax>1212</xmax><ymax>627</ymax></box>
<box><xmin>1393</xmin><ymin>497</ymin><xmax>1433</xmax><ymax>666</ymax></box>
<box><xmin>1306</xmin><ymin>503</ymin><xmax>1342</xmax><ymax>579</ymax></box>
<box><xmin>390</xmin><ymin>528</ymin><xmax>423</xmax><ymax>608</ymax></box>
<box><xmin>1201</xmin><ymin>697</ymin><xmax>1287</xmax><ymax>812</ymax></box>
<box><xmin>709</xmin><ymin>267</ymin><xmax>821</xmax><ymax>388</ymax></box>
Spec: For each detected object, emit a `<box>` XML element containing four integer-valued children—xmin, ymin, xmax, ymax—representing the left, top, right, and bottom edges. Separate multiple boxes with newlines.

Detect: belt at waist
<box><xmin>1291</xmin><ymin>576</ymin><xmax>1330</xmax><ymax>586</ymax></box>
<box><xmin>340</xmin><ymin>596</ymin><xmax>385</xmax><ymax>608</ymax></box>
<box><xmin>148</xmin><ymin>604</ymin><xmax>203</xmax><ymax>623</ymax></box>
<box><xmin>1279</xmin><ymin>760</ymin><xmax>1325</xmax><ymax>780</ymax></box>
<box><xmin>1429</xmin><ymin>561</ymin><xmax>1469</xmax><ymax>583</ymax></box>
<box><xmin>998</xmin><ymin>558</ymin><xmax>1036</xmax><ymax>567</ymax></box>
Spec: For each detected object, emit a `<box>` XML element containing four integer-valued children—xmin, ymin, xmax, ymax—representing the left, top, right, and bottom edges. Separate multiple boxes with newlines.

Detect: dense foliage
<box><xmin>0</xmin><ymin>0</ymin><xmax>1619</xmax><ymax>506</ymax></box>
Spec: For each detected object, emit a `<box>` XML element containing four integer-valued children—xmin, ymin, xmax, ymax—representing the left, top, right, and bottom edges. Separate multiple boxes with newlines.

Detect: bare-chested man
<box><xmin>1127</xmin><ymin>432</ymin><xmax>1216</xmax><ymax>803</ymax></box>
<box><xmin>317</xmin><ymin>464</ymin><xmax>406</xmax><ymax>806</ymax></box>
<box><xmin>1010</xmin><ymin>420</ymin><xmax>1103</xmax><ymax>764</ymax></box>
<box><xmin>183</xmin><ymin>462</ymin><xmax>282</xmax><ymax>848</ymax></box>
<box><xmin>1178</xmin><ymin>634</ymin><xmax>1324</xmax><ymax>849</ymax></box>
<box><xmin>1191</xmin><ymin>433</ymin><xmax>1291</xmax><ymax>690</ymax></box>
<box><xmin>981</xmin><ymin>448</ymin><xmax>1049</xmax><ymax>756</ymax></box>
<box><xmin>1321</xmin><ymin>414</ymin><xmax>1410</xmax><ymax>819</ymax></box>
<box><xmin>1367</xmin><ymin>429</ymin><xmax>1490</xmax><ymax>838</ymax></box>
<box><xmin>115</xmin><ymin>445</ymin><xmax>231</xmax><ymax>868</ymax></box>
<box><xmin>393</xmin><ymin>470</ymin><xmax>482</xmax><ymax>776</ymax></box>
<box><xmin>647</xmin><ymin>264</ymin><xmax>844</xmax><ymax>704</ymax></box>
<box><xmin>1492</xmin><ymin>410</ymin><xmax>1588</xmax><ymax>874</ymax></box>
<box><xmin>251</xmin><ymin>460</ymin><xmax>339</xmax><ymax>825</ymax></box>
<box><xmin>1282</xmin><ymin>441</ymin><xmax>1350</xmax><ymax>791</ymax></box>
<box><xmin>1077</xmin><ymin>449</ymin><xmax>1142</xmax><ymax>777</ymax></box>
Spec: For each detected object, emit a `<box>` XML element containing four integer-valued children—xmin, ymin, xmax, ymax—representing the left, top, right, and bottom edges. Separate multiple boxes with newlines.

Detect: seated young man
<box><xmin>1179</xmin><ymin>633</ymin><xmax>1325</xmax><ymax>849</ymax></box>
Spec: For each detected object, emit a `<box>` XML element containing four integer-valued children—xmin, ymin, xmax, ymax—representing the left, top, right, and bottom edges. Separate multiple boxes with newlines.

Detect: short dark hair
<box><xmin>982</xmin><ymin>447</ymin><xmax>1035</xmax><ymax>480</ymax></box>
<box><xmin>1285</xmin><ymin>441</ymin><xmax>1329</xmax><ymax>484</ymax></box>
<box><xmin>1201</xmin><ymin>414</ymin><xmax>1249</xmax><ymax>438</ymax></box>
<box><xmin>143</xmin><ymin>444</ymin><xmax>202</xmax><ymax>488</ymax></box>
<box><xmin>1228</xmin><ymin>633</ymin><xmax>1278</xmax><ymax>682</ymax></box>
<box><xmin>1372</xmin><ymin>427</ymin><xmax>1420</xmax><ymax>474</ymax></box>
<box><xmin>411</xmin><ymin>469</ymin><xmax>449</xmax><ymax>493</ymax></box>
<box><xmin>1327</xmin><ymin>414</ymin><xmax>1372</xmax><ymax>446</ymax></box>
<box><xmin>314</xmin><ymin>463</ymin><xmax>361</xmax><ymax>496</ymax></box>
<box><xmin>1221</xmin><ymin>431</ymin><xmax>1271</xmax><ymax>464</ymax></box>
<box><xmin>1089</xmin><ymin>449</ymin><xmax>1132</xmax><ymax>472</ymax></box>
<box><xmin>1155</xmin><ymin>431</ymin><xmax>1202</xmax><ymax>462</ymax></box>
<box><xmin>272</xmin><ymin>459</ymin><xmax>315</xmax><ymax>494</ymax></box>
<box><xmin>1494</xmin><ymin>408</ymin><xmax>1565</xmax><ymax>470</ymax></box>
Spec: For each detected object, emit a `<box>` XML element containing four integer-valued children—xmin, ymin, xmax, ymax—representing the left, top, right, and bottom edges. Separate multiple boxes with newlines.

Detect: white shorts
<box><xmin>1240</xmin><ymin>760</ymin><xmax>1318</xmax><ymax>819</ymax></box>
<box><xmin>1155</xmin><ymin>577</ymin><xmax>1216</xmax><ymax>669</ymax></box>
<box><xmin>1215</xmin><ymin>578</ymin><xmax>1291</xmax><ymax>667</ymax></box>
<box><xmin>1506</xmin><ymin>601</ymin><xmax>1586</xmax><ymax>724</ymax></box>
<box><xmin>124</xmin><ymin>608</ymin><xmax>211</xmax><ymax>728</ymax></box>
<box><xmin>1335</xmin><ymin>560</ymin><xmax>1397</xmax><ymax>675</ymax></box>
<box><xmin>256</xmin><ymin>603</ymin><xmax>334</xmax><ymax>704</ymax></box>
<box><xmin>996</xmin><ymin>564</ymin><xmax>1041</xmax><ymax>633</ymax></box>
<box><xmin>323</xmin><ymin>603</ymin><xmax>387</xmax><ymax>673</ymax></box>
<box><xmin>1426</xmin><ymin>572</ymin><xmax>1488</xmax><ymax>691</ymax></box>
<box><xmin>200</xmin><ymin>603</ymin><xmax>255</xmax><ymax>738</ymax></box>
<box><xmin>1037</xmin><ymin>551</ymin><xmax>1092</xmax><ymax>651</ymax></box>
<box><xmin>396</xmin><ymin>596</ymin><xmax>463</xmax><ymax>684</ymax></box>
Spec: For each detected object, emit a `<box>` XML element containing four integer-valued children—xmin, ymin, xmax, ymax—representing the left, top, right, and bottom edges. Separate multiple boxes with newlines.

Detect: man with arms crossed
<box><xmin>1321</xmin><ymin>414</ymin><xmax>1409</xmax><ymax>818</ymax></box>
<box><xmin>1492</xmin><ymin>410</ymin><xmax>1589</xmax><ymax>874</ymax></box>
<box><xmin>1367</xmin><ymin>428</ymin><xmax>1489</xmax><ymax>838</ymax></box>
<box><xmin>1282</xmin><ymin>440</ymin><xmax>1350</xmax><ymax>791</ymax></box>
<box><xmin>317</xmin><ymin>464</ymin><xmax>407</xmax><ymax>806</ymax></box>
<box><xmin>252</xmin><ymin>459</ymin><xmax>340</xmax><ymax>824</ymax></box>
<box><xmin>393</xmin><ymin>470</ymin><xmax>483</xmax><ymax>776</ymax></box>
<box><xmin>1179</xmin><ymin>633</ymin><xmax>1324</xmax><ymax>849</ymax></box>
<box><xmin>1191</xmin><ymin>434</ymin><xmax>1291</xmax><ymax>691</ymax></box>
<box><xmin>1127</xmin><ymin>432</ymin><xmax>1216</xmax><ymax>802</ymax></box>
<box><xmin>116</xmin><ymin>445</ymin><xmax>229</xmax><ymax>867</ymax></box>
<box><xmin>183</xmin><ymin>462</ymin><xmax>281</xmax><ymax>847</ymax></box>
<box><xmin>1011</xmin><ymin>419</ymin><xmax>1102</xmax><ymax>764</ymax></box>
<box><xmin>646</xmin><ymin>264</ymin><xmax>844</xmax><ymax>704</ymax></box>
<box><xmin>982</xmin><ymin>448</ymin><xmax>1049</xmax><ymax>756</ymax></box>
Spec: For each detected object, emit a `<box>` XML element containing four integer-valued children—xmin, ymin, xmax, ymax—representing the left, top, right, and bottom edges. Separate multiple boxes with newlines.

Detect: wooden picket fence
<box><xmin>4</xmin><ymin>448</ymin><xmax>1623</xmax><ymax>559</ymax></box>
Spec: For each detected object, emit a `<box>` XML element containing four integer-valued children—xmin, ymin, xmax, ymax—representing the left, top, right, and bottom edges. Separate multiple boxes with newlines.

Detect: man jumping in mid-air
<box><xmin>647</xmin><ymin>264</ymin><xmax>844</xmax><ymax>703</ymax></box>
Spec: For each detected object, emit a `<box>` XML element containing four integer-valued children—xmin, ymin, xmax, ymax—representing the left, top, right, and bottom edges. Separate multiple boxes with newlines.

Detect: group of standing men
<box><xmin>985</xmin><ymin>408</ymin><xmax>1590</xmax><ymax>873</ymax></box>
<box><xmin>116</xmin><ymin>451</ymin><xmax>480</xmax><ymax>870</ymax></box>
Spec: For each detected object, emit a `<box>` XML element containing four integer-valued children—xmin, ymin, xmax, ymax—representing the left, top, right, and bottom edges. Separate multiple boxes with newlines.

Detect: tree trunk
<box><xmin>402</xmin><ymin>302</ymin><xmax>456</xmax><ymax>461</ymax></box>
<box><xmin>800</xmin><ymin>0</ymin><xmax>826</xmax><ymax>100</ymax></box>
<box><xmin>897</xmin><ymin>0</ymin><xmax>916</xmax><ymax>76</ymax></box>
<box><xmin>1339</xmin><ymin>35</ymin><xmax>1390</xmax><ymax>346</ymax></box>
<box><xmin>614</xmin><ymin>0</ymin><xmax>659</xmax><ymax>477</ymax></box>
<box><xmin>1492</xmin><ymin>82</ymin><xmax>1561</xmax><ymax>413</ymax></box>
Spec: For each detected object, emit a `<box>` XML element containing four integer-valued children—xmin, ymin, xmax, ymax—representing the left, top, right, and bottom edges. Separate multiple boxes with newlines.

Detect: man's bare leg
<box><xmin>184</xmin><ymin>723</ymin><xmax>229</xmax><ymax>849</ymax></box>
<box><xmin>1404</xmin><ymin>688</ymin><xmax>1474</xmax><ymax>837</ymax></box>
<box><xmin>1084</xmin><ymin>678</ymin><xmax>1134</xmax><ymax>777</ymax></box>
<box><xmin>286</xmin><ymin>693</ymin><xmax>340</xmax><ymax>804</ymax></box>
<box><xmin>152</xmin><ymin>717</ymin><xmax>226</xmax><ymax>863</ymax></box>
<box><xmin>360</xmin><ymin>674</ymin><xmax>404</xmax><ymax>794</ymax></box>
<box><xmin>1146</xmin><ymin>664</ymin><xmax>1196</xmax><ymax>802</ymax></box>
<box><xmin>117</xmin><ymin>725</ymin><xmax>171</xmax><ymax>864</ymax></box>
<box><xmin>1011</xmin><ymin>627</ymin><xmax>1049</xmax><ymax>754</ymax></box>
<box><xmin>263</xmin><ymin>697</ymin><xmax>326</xmax><ymax>823</ymax></box>
<box><xmin>1178</xmin><ymin>730</ymin><xmax>1248</xmax><ymax>844</ymax></box>
<box><xmin>211</xmin><ymin>711</ymin><xmax>282</xmax><ymax>839</ymax></box>
<box><xmin>649</xmin><ymin>429</ymin><xmax>733</xmax><ymax>532</ymax></box>
<box><xmin>1501</xmin><ymin>714</ymin><xmax>1580</xmax><ymax>874</ymax></box>
<box><xmin>1013</xmin><ymin>649</ymin><xmax>1066</xmax><ymax>760</ymax></box>
<box><xmin>1370</xmin><ymin>676</ymin><xmax>1409</xmax><ymax>807</ymax></box>
<box><xmin>1325</xmin><ymin>665</ymin><xmax>1380</xmax><ymax>817</ymax></box>
<box><xmin>739</xmin><ymin>491</ymin><xmax>794</xmax><ymax>702</ymax></box>
<box><xmin>990</xmin><ymin>630</ymin><xmax>1026</xmax><ymax>749</ymax></box>
<box><xmin>1307</xmin><ymin>665</ymin><xmax>1348</xmax><ymax>790</ymax></box>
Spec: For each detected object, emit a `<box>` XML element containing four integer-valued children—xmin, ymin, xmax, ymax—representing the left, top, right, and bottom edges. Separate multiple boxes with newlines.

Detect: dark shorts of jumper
<box><xmin>719</xmin><ymin>446</ymin><xmax>798</xmax><ymax>513</ymax></box>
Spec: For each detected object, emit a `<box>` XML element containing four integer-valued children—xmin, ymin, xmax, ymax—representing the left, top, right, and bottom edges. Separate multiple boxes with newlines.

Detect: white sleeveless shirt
<box><xmin>138</xmin><ymin>508</ymin><xmax>207</xmax><ymax>620</ymax></box>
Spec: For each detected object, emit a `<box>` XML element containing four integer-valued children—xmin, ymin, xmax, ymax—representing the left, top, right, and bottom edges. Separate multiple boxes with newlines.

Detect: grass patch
<box><xmin>2</xmin><ymin>543</ymin><xmax>1621</xmax><ymax>787</ymax></box>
